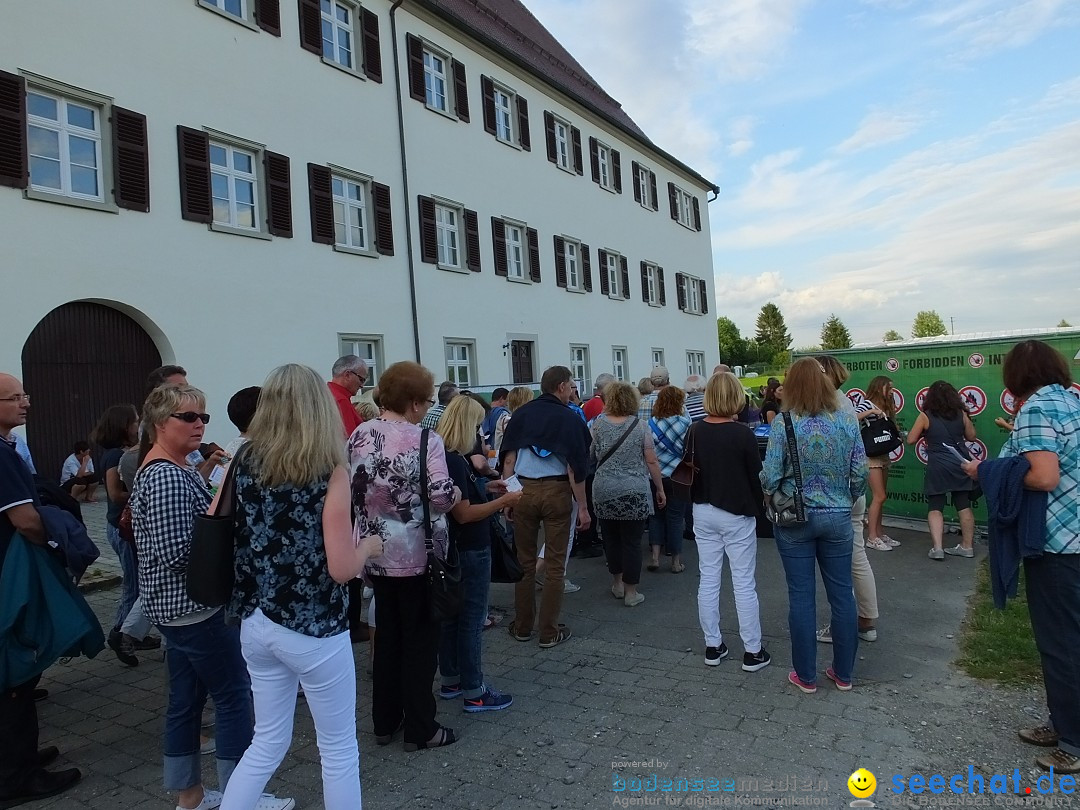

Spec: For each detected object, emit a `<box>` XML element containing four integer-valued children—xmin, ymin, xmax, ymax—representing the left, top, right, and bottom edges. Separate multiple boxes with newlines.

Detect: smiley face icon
<box><xmin>848</xmin><ymin>769</ymin><xmax>876</xmax><ymax>798</ymax></box>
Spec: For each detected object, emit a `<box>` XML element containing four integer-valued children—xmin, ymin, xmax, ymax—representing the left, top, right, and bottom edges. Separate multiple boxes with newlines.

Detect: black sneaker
<box><xmin>704</xmin><ymin>643</ymin><xmax>729</xmax><ymax>666</ymax></box>
<box><xmin>742</xmin><ymin>648</ymin><xmax>772</xmax><ymax>672</ymax></box>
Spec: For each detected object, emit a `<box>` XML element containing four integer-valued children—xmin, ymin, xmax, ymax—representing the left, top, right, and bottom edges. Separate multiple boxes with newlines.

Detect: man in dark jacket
<box><xmin>0</xmin><ymin>373</ymin><xmax>82</xmax><ymax>806</ymax></box>
<box><xmin>499</xmin><ymin>366</ymin><xmax>591</xmax><ymax>649</ymax></box>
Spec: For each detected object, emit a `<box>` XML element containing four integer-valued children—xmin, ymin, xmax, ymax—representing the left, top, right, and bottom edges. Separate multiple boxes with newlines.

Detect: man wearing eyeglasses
<box><xmin>328</xmin><ymin>355</ymin><xmax>368</xmax><ymax>438</ymax></box>
<box><xmin>0</xmin><ymin>374</ymin><xmax>83</xmax><ymax>805</ymax></box>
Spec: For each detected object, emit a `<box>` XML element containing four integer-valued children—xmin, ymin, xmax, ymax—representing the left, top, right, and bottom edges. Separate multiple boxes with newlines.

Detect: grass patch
<box><xmin>956</xmin><ymin>559</ymin><xmax>1042</xmax><ymax>686</ymax></box>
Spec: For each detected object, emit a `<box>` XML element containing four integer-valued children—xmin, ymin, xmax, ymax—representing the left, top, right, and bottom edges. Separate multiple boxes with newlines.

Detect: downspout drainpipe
<box><xmin>390</xmin><ymin>0</ymin><xmax>422</xmax><ymax>363</ymax></box>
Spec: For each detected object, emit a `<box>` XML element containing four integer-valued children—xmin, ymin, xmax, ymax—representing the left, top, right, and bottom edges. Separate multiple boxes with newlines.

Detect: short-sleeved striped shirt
<box><xmin>1002</xmin><ymin>384</ymin><xmax>1080</xmax><ymax>554</ymax></box>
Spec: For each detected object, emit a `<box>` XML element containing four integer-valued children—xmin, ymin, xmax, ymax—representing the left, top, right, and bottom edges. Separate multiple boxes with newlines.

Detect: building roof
<box><xmin>414</xmin><ymin>0</ymin><xmax>719</xmax><ymax>193</ymax></box>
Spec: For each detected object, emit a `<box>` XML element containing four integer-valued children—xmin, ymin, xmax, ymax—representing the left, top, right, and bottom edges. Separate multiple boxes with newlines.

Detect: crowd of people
<box><xmin>1</xmin><ymin>336</ymin><xmax>1078</xmax><ymax>810</ymax></box>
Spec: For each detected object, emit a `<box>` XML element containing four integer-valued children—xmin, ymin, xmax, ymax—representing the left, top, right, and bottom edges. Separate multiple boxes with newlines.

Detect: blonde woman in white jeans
<box><xmin>215</xmin><ymin>365</ymin><xmax>383</xmax><ymax>810</ymax></box>
<box><xmin>816</xmin><ymin>356</ymin><xmax>879</xmax><ymax>644</ymax></box>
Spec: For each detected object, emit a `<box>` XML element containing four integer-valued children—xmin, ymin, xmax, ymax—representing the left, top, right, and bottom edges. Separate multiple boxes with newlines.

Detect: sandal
<box><xmin>671</xmin><ymin>562</ymin><xmax>685</xmax><ymax>574</ymax></box>
<box><xmin>646</xmin><ymin>562</ymin><xmax>660</xmax><ymax>572</ymax></box>
<box><xmin>482</xmin><ymin>613</ymin><xmax>502</xmax><ymax>631</ymax></box>
<box><xmin>375</xmin><ymin>718</ymin><xmax>405</xmax><ymax>746</ymax></box>
<box><xmin>404</xmin><ymin>726</ymin><xmax>457</xmax><ymax>752</ymax></box>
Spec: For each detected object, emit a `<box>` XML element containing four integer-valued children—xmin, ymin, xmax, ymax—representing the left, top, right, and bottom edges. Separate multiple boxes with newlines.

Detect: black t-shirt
<box><xmin>0</xmin><ymin>438</ymin><xmax>40</xmax><ymax>574</ymax></box>
<box><xmin>760</xmin><ymin>401</ymin><xmax>780</xmax><ymax>423</ymax></box>
<box><xmin>689</xmin><ymin>422</ymin><xmax>763</xmax><ymax>517</ymax></box>
<box><xmin>445</xmin><ymin>451</ymin><xmax>491</xmax><ymax>551</ymax></box>
<box><xmin>100</xmin><ymin>447</ymin><xmax>126</xmax><ymax>527</ymax></box>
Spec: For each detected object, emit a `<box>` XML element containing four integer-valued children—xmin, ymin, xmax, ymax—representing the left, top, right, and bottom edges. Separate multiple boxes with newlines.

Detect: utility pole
<box><xmin>950</xmin><ymin>317</ymin><xmax>955</xmax><ymax>335</ymax></box>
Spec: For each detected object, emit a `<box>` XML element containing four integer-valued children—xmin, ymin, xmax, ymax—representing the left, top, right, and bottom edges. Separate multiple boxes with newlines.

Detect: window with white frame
<box><xmin>597</xmin><ymin>142</ymin><xmax>612</xmax><ymax>189</ymax></box>
<box><xmin>553</xmin><ymin>119</ymin><xmax>570</xmax><ymax>170</ymax></box>
<box><xmin>605</xmin><ymin>251</ymin><xmax>621</xmax><ymax>298</ymax></box>
<box><xmin>687</xmin><ymin>351</ymin><xmax>706</xmax><ymax>378</ymax></box>
<box><xmin>505</xmin><ymin>223</ymin><xmax>525</xmax><ymax>280</ymax></box>
<box><xmin>332</xmin><ymin>173</ymin><xmax>368</xmax><ymax>251</ymax></box>
<box><xmin>652</xmin><ymin>349</ymin><xmax>665</xmax><ymax>369</ymax></box>
<box><xmin>338</xmin><ymin>334</ymin><xmax>382</xmax><ymax>387</ymax></box>
<box><xmin>675</xmin><ymin>186</ymin><xmax>695</xmax><ymax>229</ymax></box>
<box><xmin>27</xmin><ymin>89</ymin><xmax>104</xmax><ymax>202</ymax></box>
<box><xmin>201</xmin><ymin>0</ymin><xmax>248</xmax><ymax>21</ymax></box>
<box><xmin>493</xmin><ymin>87</ymin><xmax>514</xmax><ymax>143</ymax></box>
<box><xmin>435</xmin><ymin>203</ymin><xmax>460</xmax><ymax>267</ymax></box>
<box><xmin>570</xmin><ymin>345</ymin><xmax>590</xmax><ymax>387</ymax></box>
<box><xmin>637</xmin><ymin>164</ymin><xmax>653</xmax><ymax>210</ymax></box>
<box><xmin>423</xmin><ymin>47</ymin><xmax>448</xmax><ymax>112</ymax></box>
<box><xmin>564</xmin><ymin>239</ymin><xmax>582</xmax><ymax>291</ymax></box>
<box><xmin>644</xmin><ymin>263</ymin><xmax>660</xmax><ymax>306</ymax></box>
<box><xmin>321</xmin><ymin>0</ymin><xmax>355</xmax><ymax>69</ymax></box>
<box><xmin>612</xmin><ymin>347</ymin><xmax>627</xmax><ymax>382</ymax></box>
<box><xmin>680</xmin><ymin>273</ymin><xmax>704</xmax><ymax>314</ymax></box>
<box><xmin>210</xmin><ymin>141</ymin><xmax>259</xmax><ymax>230</ymax></box>
<box><xmin>445</xmin><ymin>340</ymin><xmax>474</xmax><ymax>388</ymax></box>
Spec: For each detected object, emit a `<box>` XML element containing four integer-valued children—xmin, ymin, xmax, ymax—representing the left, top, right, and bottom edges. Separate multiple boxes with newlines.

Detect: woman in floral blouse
<box><xmin>348</xmin><ymin>361</ymin><xmax>460</xmax><ymax>751</ymax></box>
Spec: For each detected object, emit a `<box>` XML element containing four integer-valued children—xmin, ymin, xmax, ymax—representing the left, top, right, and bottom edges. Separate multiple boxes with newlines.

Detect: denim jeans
<box><xmin>105</xmin><ymin>523</ymin><xmax>138</xmax><ymax>629</ymax></box>
<box><xmin>1024</xmin><ymin>553</ymin><xmax>1080</xmax><ymax>756</ymax></box>
<box><xmin>774</xmin><ymin>510</ymin><xmax>858</xmax><ymax>685</ymax></box>
<box><xmin>158</xmin><ymin>610</ymin><xmax>253</xmax><ymax>791</ymax></box>
<box><xmin>439</xmin><ymin>546</ymin><xmax>491</xmax><ymax>699</ymax></box>
<box><xmin>648</xmin><ymin>478</ymin><xmax>686</xmax><ymax>556</ymax></box>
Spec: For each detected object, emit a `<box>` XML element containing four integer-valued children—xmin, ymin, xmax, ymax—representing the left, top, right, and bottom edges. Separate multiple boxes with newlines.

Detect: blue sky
<box><xmin>526</xmin><ymin>0</ymin><xmax>1080</xmax><ymax>346</ymax></box>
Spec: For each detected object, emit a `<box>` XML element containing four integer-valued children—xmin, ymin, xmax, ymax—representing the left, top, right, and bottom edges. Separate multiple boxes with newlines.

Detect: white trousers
<box><xmin>221</xmin><ymin>609</ymin><xmax>361</xmax><ymax>810</ymax></box>
<box><xmin>694</xmin><ymin>503</ymin><xmax>762</xmax><ymax>653</ymax></box>
<box><xmin>849</xmin><ymin>495</ymin><xmax>879</xmax><ymax>620</ymax></box>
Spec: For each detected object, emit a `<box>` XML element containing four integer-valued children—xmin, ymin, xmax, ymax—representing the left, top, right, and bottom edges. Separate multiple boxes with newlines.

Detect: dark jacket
<box><xmin>0</xmin><ymin>533</ymin><xmax>104</xmax><ymax>690</ymax></box>
<box><xmin>39</xmin><ymin>505</ymin><xmax>100</xmax><ymax>583</ymax></box>
<box><xmin>498</xmin><ymin>393</ymin><xmax>591</xmax><ymax>481</ymax></box>
<box><xmin>981</xmin><ymin>455</ymin><xmax>1047</xmax><ymax>609</ymax></box>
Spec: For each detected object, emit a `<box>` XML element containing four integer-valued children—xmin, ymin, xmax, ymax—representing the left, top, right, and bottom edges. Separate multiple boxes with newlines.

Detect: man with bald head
<box><xmin>0</xmin><ymin>373</ymin><xmax>82</xmax><ymax>805</ymax></box>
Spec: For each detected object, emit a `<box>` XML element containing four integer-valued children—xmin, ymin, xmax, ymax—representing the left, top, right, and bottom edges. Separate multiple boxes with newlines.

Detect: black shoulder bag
<box><xmin>764</xmin><ymin>412</ymin><xmax>807</xmax><ymax>527</ymax></box>
<box><xmin>593</xmin><ymin>416</ymin><xmax>641</xmax><ymax>472</ymax></box>
<box><xmin>421</xmin><ymin>428</ymin><xmax>462</xmax><ymax>622</ymax></box>
<box><xmin>187</xmin><ymin>443</ymin><xmax>251</xmax><ymax>608</ymax></box>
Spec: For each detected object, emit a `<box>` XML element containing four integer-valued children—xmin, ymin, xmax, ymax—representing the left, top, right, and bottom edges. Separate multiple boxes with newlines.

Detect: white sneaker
<box><xmin>881</xmin><ymin>534</ymin><xmax>901</xmax><ymax>547</ymax></box>
<box><xmin>944</xmin><ymin>544</ymin><xmax>974</xmax><ymax>558</ymax></box>
<box><xmin>866</xmin><ymin>537</ymin><xmax>892</xmax><ymax>552</ymax></box>
<box><xmin>563</xmin><ymin>579</ymin><xmax>581</xmax><ymax>593</ymax></box>
<box><xmin>177</xmin><ymin>789</ymin><xmax>223</xmax><ymax>810</ymax></box>
<box><xmin>254</xmin><ymin>796</ymin><xmax>296</xmax><ymax>810</ymax></box>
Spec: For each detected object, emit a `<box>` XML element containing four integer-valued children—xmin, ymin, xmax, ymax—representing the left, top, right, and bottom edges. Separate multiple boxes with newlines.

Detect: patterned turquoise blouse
<box><xmin>760</xmin><ymin>410</ymin><xmax>868</xmax><ymax>511</ymax></box>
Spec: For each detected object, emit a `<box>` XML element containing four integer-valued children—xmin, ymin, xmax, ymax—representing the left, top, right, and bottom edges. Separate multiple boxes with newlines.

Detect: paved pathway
<box><xmin>29</xmin><ymin>509</ymin><xmax>1051</xmax><ymax>809</ymax></box>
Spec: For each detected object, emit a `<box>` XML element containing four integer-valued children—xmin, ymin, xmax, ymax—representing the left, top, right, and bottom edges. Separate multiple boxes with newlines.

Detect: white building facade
<box><xmin>0</xmin><ymin>0</ymin><xmax>718</xmax><ymax>476</ymax></box>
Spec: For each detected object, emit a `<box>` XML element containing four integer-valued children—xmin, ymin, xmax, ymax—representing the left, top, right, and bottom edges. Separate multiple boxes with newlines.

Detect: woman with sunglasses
<box><xmin>130</xmin><ymin>385</ymin><xmax>292</xmax><ymax>810</ymax></box>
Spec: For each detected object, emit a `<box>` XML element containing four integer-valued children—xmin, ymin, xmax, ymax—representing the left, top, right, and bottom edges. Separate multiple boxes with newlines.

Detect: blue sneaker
<box><xmin>439</xmin><ymin>683</ymin><xmax>463</xmax><ymax>699</ymax></box>
<box><xmin>463</xmin><ymin>686</ymin><xmax>513</xmax><ymax>713</ymax></box>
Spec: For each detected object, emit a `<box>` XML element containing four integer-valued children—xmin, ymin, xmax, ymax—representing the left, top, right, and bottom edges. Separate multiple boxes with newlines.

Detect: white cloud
<box><xmin>916</xmin><ymin>0</ymin><xmax>1080</xmax><ymax>59</ymax></box>
<box><xmin>686</xmin><ymin>0</ymin><xmax>813</xmax><ymax>81</ymax></box>
<box><xmin>726</xmin><ymin>116</ymin><xmax>757</xmax><ymax>157</ymax></box>
<box><xmin>835</xmin><ymin>108</ymin><xmax>926</xmax><ymax>154</ymax></box>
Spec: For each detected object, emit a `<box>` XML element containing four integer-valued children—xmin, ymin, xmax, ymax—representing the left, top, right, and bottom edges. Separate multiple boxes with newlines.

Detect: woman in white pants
<box><xmin>691</xmin><ymin>373</ymin><xmax>771</xmax><ymax>672</ymax></box>
<box><xmin>217</xmin><ymin>365</ymin><xmax>383</xmax><ymax>810</ymax></box>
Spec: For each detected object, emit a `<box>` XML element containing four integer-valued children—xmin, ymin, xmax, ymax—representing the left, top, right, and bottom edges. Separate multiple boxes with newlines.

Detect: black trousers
<box><xmin>600</xmin><ymin>518</ymin><xmax>646</xmax><ymax>586</ymax></box>
<box><xmin>346</xmin><ymin>579</ymin><xmax>366</xmax><ymax>627</ymax></box>
<box><xmin>369</xmin><ymin>575</ymin><xmax>441</xmax><ymax>745</ymax></box>
<box><xmin>0</xmin><ymin>676</ymin><xmax>40</xmax><ymax>794</ymax></box>
<box><xmin>575</xmin><ymin>475</ymin><xmax>601</xmax><ymax>548</ymax></box>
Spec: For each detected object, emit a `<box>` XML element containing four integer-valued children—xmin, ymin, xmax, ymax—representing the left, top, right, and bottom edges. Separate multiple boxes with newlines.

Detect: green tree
<box><xmin>716</xmin><ymin>317</ymin><xmax>748</xmax><ymax>365</ymax></box>
<box><xmin>820</xmin><ymin>314</ymin><xmax>852</xmax><ymax>350</ymax></box>
<box><xmin>1058</xmin><ymin>319</ymin><xmax>1072</xmax><ymax>328</ymax></box>
<box><xmin>912</xmin><ymin>310</ymin><xmax>948</xmax><ymax>339</ymax></box>
<box><xmin>770</xmin><ymin>349</ymin><xmax>792</xmax><ymax>371</ymax></box>
<box><xmin>882</xmin><ymin>329</ymin><xmax>903</xmax><ymax>342</ymax></box>
<box><xmin>755</xmin><ymin>302</ymin><xmax>793</xmax><ymax>357</ymax></box>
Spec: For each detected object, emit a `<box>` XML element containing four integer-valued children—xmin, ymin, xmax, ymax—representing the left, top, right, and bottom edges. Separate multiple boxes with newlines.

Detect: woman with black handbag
<box><xmin>860</xmin><ymin>376</ymin><xmax>902</xmax><ymax>552</ymax></box>
<box><xmin>434</xmin><ymin>396</ymin><xmax>522</xmax><ymax>713</ymax></box>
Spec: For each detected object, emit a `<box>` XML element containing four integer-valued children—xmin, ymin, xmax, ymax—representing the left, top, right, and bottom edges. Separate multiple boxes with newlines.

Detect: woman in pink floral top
<box><xmin>348</xmin><ymin>361</ymin><xmax>460</xmax><ymax>751</ymax></box>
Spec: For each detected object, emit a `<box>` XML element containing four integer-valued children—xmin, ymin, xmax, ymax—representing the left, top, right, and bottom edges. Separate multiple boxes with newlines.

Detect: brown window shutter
<box><xmin>111</xmin><ymin>106</ymin><xmax>150</xmax><ymax>212</ymax></box>
<box><xmin>361</xmin><ymin>8</ymin><xmax>382</xmax><ymax>82</ymax></box>
<box><xmin>631</xmin><ymin>161</ymin><xmax>641</xmax><ymax>203</ymax></box>
<box><xmin>372</xmin><ymin>182</ymin><xmax>394</xmax><ymax>255</ymax></box>
<box><xmin>517</xmin><ymin>96</ymin><xmax>530</xmax><ymax>151</ymax></box>
<box><xmin>0</xmin><ymin>70</ymin><xmax>28</xmax><ymax>189</ymax></box>
<box><xmin>418</xmin><ymin>195</ymin><xmax>437</xmax><ymax>264</ymax></box>
<box><xmin>406</xmin><ymin>34</ymin><xmax>425</xmax><ymax>102</ymax></box>
<box><xmin>176</xmin><ymin>126</ymin><xmax>211</xmax><ymax>223</ymax></box>
<box><xmin>527</xmin><ymin>227</ymin><xmax>541</xmax><ymax>282</ymax></box>
<box><xmin>263</xmin><ymin>150</ymin><xmax>293</xmax><ymax>237</ymax></box>
<box><xmin>588</xmin><ymin>136</ymin><xmax>599</xmax><ymax>183</ymax></box>
<box><xmin>640</xmin><ymin>261</ymin><xmax>648</xmax><ymax>301</ymax></box>
<box><xmin>692</xmin><ymin>197</ymin><xmax>702</xmax><ymax>231</ymax></box>
<box><xmin>676</xmin><ymin>272</ymin><xmax>686</xmax><ymax>311</ymax></box>
<box><xmin>620</xmin><ymin>255</ymin><xmax>629</xmax><ymax>299</ymax></box>
<box><xmin>553</xmin><ymin>235</ymin><xmax>566</xmax><ymax>288</ymax></box>
<box><xmin>480</xmin><ymin>75</ymin><xmax>496</xmax><ymax>135</ymax></box>
<box><xmin>298</xmin><ymin>0</ymin><xmax>322</xmax><ymax>54</ymax></box>
<box><xmin>453</xmin><ymin>60</ymin><xmax>470</xmax><ymax>121</ymax></box>
<box><xmin>464</xmin><ymin>208</ymin><xmax>481</xmax><ymax>271</ymax></box>
<box><xmin>658</xmin><ymin>266</ymin><xmax>666</xmax><ymax>306</ymax></box>
<box><xmin>255</xmin><ymin>0</ymin><xmax>281</xmax><ymax>35</ymax></box>
<box><xmin>598</xmin><ymin>249</ymin><xmax>609</xmax><ymax>295</ymax></box>
<box><xmin>307</xmin><ymin>163</ymin><xmax>334</xmax><ymax>244</ymax></box>
<box><xmin>699</xmin><ymin>279</ymin><xmax>708</xmax><ymax>313</ymax></box>
<box><xmin>491</xmin><ymin>217</ymin><xmax>507</xmax><ymax>276</ymax></box>
<box><xmin>612</xmin><ymin>149</ymin><xmax>622</xmax><ymax>194</ymax></box>
<box><xmin>581</xmin><ymin>243</ymin><xmax>592</xmax><ymax>292</ymax></box>
<box><xmin>571</xmin><ymin>126</ymin><xmax>583</xmax><ymax>175</ymax></box>
<box><xmin>668</xmin><ymin>182</ymin><xmax>679</xmax><ymax>220</ymax></box>
<box><xmin>648</xmin><ymin>170</ymin><xmax>658</xmax><ymax>210</ymax></box>
<box><xmin>543</xmin><ymin>111</ymin><xmax>556</xmax><ymax>163</ymax></box>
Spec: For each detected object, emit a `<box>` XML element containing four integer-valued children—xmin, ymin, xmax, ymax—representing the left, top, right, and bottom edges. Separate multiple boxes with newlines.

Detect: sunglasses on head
<box><xmin>171</xmin><ymin>411</ymin><xmax>210</xmax><ymax>424</ymax></box>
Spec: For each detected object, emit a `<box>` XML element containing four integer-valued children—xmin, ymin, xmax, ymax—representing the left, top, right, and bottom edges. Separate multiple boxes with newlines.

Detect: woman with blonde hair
<box><xmin>493</xmin><ymin>386</ymin><xmax>533</xmax><ymax>456</ymax></box>
<box><xmin>861</xmin><ymin>376</ymin><xmax>900</xmax><ymax>552</ymax></box>
<box><xmin>648</xmin><ymin>386</ymin><xmax>691</xmax><ymax>572</ymax></box>
<box><xmin>220</xmin><ymin>365</ymin><xmax>382</xmax><ymax>810</ymax></box>
<box><xmin>435</xmin><ymin>396</ymin><xmax>522</xmax><ymax>712</ymax></box>
<box><xmin>691</xmin><ymin>373</ymin><xmax>770</xmax><ymax>672</ymax></box>
<box><xmin>592</xmin><ymin>381</ymin><xmax>665</xmax><ymax>606</ymax></box>
<box><xmin>761</xmin><ymin>358</ymin><xmax>867</xmax><ymax>693</ymax></box>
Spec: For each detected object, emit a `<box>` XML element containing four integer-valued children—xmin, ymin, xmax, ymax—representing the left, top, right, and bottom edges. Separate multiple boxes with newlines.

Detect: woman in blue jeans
<box><xmin>436</xmin><ymin>395</ymin><xmax>521</xmax><ymax>712</ymax></box>
<box><xmin>647</xmin><ymin>385</ymin><xmax>691</xmax><ymax>573</ymax></box>
<box><xmin>761</xmin><ymin>358</ymin><xmax>868</xmax><ymax>693</ymax></box>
